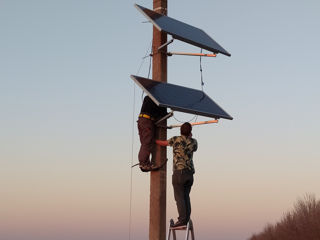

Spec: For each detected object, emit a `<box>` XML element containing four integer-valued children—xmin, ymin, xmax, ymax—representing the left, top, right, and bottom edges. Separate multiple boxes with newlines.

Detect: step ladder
<box><xmin>167</xmin><ymin>219</ymin><xmax>195</xmax><ymax>240</ymax></box>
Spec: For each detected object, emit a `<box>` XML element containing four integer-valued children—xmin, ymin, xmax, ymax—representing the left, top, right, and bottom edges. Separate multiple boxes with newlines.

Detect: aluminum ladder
<box><xmin>167</xmin><ymin>219</ymin><xmax>195</xmax><ymax>240</ymax></box>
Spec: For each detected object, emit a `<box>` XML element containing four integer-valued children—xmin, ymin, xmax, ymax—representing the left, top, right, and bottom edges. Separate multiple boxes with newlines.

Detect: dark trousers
<box><xmin>172</xmin><ymin>170</ymin><xmax>194</xmax><ymax>223</ymax></box>
<box><xmin>137</xmin><ymin>117</ymin><xmax>154</xmax><ymax>165</ymax></box>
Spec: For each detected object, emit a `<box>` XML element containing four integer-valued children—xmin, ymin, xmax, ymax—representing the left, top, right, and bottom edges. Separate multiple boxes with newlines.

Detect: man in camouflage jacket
<box><xmin>156</xmin><ymin>122</ymin><xmax>198</xmax><ymax>227</ymax></box>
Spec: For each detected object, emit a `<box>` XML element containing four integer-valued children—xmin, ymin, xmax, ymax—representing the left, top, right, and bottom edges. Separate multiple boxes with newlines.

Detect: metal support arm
<box><xmin>158</xmin><ymin>38</ymin><xmax>174</xmax><ymax>52</ymax></box>
<box><xmin>155</xmin><ymin>111</ymin><xmax>174</xmax><ymax>125</ymax></box>
<box><xmin>167</xmin><ymin>52</ymin><xmax>217</xmax><ymax>57</ymax></box>
<box><xmin>168</xmin><ymin>119</ymin><xmax>218</xmax><ymax>129</ymax></box>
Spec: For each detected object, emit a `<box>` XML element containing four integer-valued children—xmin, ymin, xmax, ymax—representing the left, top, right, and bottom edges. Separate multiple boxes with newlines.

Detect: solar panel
<box><xmin>131</xmin><ymin>75</ymin><xmax>233</xmax><ymax>120</ymax></box>
<box><xmin>135</xmin><ymin>4</ymin><xmax>231</xmax><ymax>57</ymax></box>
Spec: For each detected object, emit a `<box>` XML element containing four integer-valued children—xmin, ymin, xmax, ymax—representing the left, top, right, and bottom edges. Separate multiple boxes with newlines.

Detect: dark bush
<box><xmin>248</xmin><ymin>194</ymin><xmax>320</xmax><ymax>240</ymax></box>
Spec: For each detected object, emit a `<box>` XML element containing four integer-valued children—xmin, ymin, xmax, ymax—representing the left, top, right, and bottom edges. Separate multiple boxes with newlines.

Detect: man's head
<box><xmin>180</xmin><ymin>122</ymin><xmax>192</xmax><ymax>137</ymax></box>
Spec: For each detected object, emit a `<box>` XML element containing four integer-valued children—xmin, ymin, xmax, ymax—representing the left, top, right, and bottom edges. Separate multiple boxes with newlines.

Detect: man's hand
<box><xmin>155</xmin><ymin>140</ymin><xmax>169</xmax><ymax>147</ymax></box>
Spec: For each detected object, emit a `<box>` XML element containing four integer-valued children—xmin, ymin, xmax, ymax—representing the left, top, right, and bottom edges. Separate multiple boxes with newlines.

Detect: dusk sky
<box><xmin>1</xmin><ymin>1</ymin><xmax>320</xmax><ymax>240</ymax></box>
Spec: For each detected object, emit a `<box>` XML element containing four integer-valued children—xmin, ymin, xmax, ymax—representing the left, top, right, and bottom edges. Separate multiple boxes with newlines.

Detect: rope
<box><xmin>136</xmin><ymin>41</ymin><xmax>152</xmax><ymax>76</ymax></box>
<box><xmin>128</xmin><ymin>40</ymin><xmax>152</xmax><ymax>240</ymax></box>
<box><xmin>128</xmin><ymin>82</ymin><xmax>135</xmax><ymax>240</ymax></box>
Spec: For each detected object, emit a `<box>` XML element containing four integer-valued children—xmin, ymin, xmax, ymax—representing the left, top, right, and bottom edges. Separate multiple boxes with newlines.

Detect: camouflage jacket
<box><xmin>168</xmin><ymin>135</ymin><xmax>198</xmax><ymax>173</ymax></box>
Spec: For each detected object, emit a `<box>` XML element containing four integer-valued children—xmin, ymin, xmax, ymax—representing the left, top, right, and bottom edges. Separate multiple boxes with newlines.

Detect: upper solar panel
<box><xmin>135</xmin><ymin>4</ymin><xmax>231</xmax><ymax>57</ymax></box>
<box><xmin>131</xmin><ymin>75</ymin><xmax>233</xmax><ymax>120</ymax></box>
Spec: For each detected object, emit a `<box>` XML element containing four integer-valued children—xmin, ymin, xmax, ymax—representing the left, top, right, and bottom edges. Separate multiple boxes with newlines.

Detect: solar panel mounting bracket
<box><xmin>158</xmin><ymin>38</ymin><xmax>174</xmax><ymax>52</ymax></box>
<box><xmin>155</xmin><ymin>111</ymin><xmax>174</xmax><ymax>126</ymax></box>
<box><xmin>153</xmin><ymin>6</ymin><xmax>167</xmax><ymax>12</ymax></box>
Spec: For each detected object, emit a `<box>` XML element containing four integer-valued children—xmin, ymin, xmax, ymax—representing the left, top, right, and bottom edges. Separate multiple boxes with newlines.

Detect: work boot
<box><xmin>171</xmin><ymin>220</ymin><xmax>187</xmax><ymax>228</ymax></box>
<box><xmin>139</xmin><ymin>163</ymin><xmax>151</xmax><ymax>172</ymax></box>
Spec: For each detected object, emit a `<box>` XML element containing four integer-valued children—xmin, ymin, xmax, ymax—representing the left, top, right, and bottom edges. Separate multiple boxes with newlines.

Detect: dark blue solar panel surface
<box><xmin>135</xmin><ymin>4</ymin><xmax>231</xmax><ymax>57</ymax></box>
<box><xmin>131</xmin><ymin>75</ymin><xmax>233</xmax><ymax>120</ymax></box>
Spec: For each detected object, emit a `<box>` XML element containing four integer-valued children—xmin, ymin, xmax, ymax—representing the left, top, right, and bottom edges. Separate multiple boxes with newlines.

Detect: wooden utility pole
<box><xmin>150</xmin><ymin>0</ymin><xmax>167</xmax><ymax>240</ymax></box>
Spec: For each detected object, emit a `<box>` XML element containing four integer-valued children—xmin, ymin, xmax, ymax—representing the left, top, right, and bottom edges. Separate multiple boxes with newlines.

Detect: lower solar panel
<box><xmin>131</xmin><ymin>75</ymin><xmax>233</xmax><ymax>120</ymax></box>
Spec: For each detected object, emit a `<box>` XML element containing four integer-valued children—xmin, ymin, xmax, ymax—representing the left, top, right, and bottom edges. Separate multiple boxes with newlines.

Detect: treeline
<box><xmin>249</xmin><ymin>194</ymin><xmax>320</xmax><ymax>240</ymax></box>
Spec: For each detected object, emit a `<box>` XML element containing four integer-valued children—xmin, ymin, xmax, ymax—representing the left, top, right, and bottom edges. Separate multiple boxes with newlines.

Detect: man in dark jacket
<box><xmin>138</xmin><ymin>95</ymin><xmax>167</xmax><ymax>172</ymax></box>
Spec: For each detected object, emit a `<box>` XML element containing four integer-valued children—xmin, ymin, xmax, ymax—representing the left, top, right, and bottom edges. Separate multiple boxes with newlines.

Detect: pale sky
<box><xmin>1</xmin><ymin>1</ymin><xmax>320</xmax><ymax>240</ymax></box>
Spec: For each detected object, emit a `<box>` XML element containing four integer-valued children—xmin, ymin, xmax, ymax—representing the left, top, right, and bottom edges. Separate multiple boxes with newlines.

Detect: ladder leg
<box><xmin>185</xmin><ymin>221</ymin><xmax>190</xmax><ymax>240</ymax></box>
<box><xmin>167</xmin><ymin>219</ymin><xmax>173</xmax><ymax>240</ymax></box>
<box><xmin>167</xmin><ymin>219</ymin><xmax>176</xmax><ymax>240</ymax></box>
<box><xmin>190</xmin><ymin>220</ymin><xmax>195</xmax><ymax>240</ymax></box>
<box><xmin>185</xmin><ymin>229</ymin><xmax>190</xmax><ymax>240</ymax></box>
<box><xmin>172</xmin><ymin>229</ymin><xmax>177</xmax><ymax>240</ymax></box>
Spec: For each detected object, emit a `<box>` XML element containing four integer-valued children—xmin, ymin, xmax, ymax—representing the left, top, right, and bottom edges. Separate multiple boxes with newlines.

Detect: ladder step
<box><xmin>169</xmin><ymin>225</ymin><xmax>187</xmax><ymax>230</ymax></box>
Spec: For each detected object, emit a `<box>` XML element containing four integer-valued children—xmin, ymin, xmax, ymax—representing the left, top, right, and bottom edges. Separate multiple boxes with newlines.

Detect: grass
<box><xmin>249</xmin><ymin>194</ymin><xmax>320</xmax><ymax>240</ymax></box>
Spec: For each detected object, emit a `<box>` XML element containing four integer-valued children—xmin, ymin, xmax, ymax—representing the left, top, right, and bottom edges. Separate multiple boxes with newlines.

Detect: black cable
<box><xmin>200</xmin><ymin>48</ymin><xmax>204</xmax><ymax>91</ymax></box>
<box><xmin>173</xmin><ymin>114</ymin><xmax>198</xmax><ymax>124</ymax></box>
<box><xmin>147</xmin><ymin>51</ymin><xmax>152</xmax><ymax>79</ymax></box>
